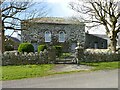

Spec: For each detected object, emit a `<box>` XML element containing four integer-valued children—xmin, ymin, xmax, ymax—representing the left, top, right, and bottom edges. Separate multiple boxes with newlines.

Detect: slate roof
<box><xmin>23</xmin><ymin>17</ymin><xmax>85</xmax><ymax>25</ymax></box>
<box><xmin>6</xmin><ymin>35</ymin><xmax>21</xmax><ymax>43</ymax></box>
<box><xmin>92</xmin><ymin>34</ymin><xmax>109</xmax><ymax>40</ymax></box>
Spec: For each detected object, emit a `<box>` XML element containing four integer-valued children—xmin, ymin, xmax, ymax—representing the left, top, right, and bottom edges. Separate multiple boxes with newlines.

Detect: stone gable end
<box><xmin>21</xmin><ymin>17</ymin><xmax>85</xmax><ymax>52</ymax></box>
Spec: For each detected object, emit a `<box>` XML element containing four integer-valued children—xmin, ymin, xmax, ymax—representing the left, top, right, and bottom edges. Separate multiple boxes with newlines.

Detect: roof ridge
<box><xmin>24</xmin><ymin>17</ymin><xmax>84</xmax><ymax>25</ymax></box>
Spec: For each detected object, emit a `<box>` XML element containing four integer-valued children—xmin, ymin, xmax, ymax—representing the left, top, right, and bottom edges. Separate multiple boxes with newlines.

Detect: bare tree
<box><xmin>0</xmin><ymin>0</ymin><xmax>48</xmax><ymax>53</ymax></box>
<box><xmin>70</xmin><ymin>0</ymin><xmax>120</xmax><ymax>52</ymax></box>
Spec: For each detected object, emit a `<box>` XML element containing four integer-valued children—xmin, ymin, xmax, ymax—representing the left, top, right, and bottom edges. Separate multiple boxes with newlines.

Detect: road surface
<box><xmin>2</xmin><ymin>69</ymin><xmax>118</xmax><ymax>88</ymax></box>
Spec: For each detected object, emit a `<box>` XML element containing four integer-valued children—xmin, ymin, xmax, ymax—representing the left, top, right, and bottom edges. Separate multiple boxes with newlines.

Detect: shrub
<box><xmin>38</xmin><ymin>45</ymin><xmax>47</xmax><ymax>53</ymax></box>
<box><xmin>5</xmin><ymin>45</ymin><xmax>14</xmax><ymax>51</ymax></box>
<box><xmin>18</xmin><ymin>43</ymin><xmax>34</xmax><ymax>53</ymax></box>
<box><xmin>53</xmin><ymin>46</ymin><xmax>62</xmax><ymax>57</ymax></box>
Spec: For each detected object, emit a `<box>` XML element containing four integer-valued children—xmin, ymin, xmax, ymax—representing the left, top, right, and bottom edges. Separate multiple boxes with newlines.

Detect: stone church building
<box><xmin>21</xmin><ymin>17</ymin><xmax>85</xmax><ymax>52</ymax></box>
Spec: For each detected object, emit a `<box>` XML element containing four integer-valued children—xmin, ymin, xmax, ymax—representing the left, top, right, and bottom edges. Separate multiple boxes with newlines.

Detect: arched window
<box><xmin>45</xmin><ymin>31</ymin><xmax>51</xmax><ymax>42</ymax></box>
<box><xmin>59</xmin><ymin>31</ymin><xmax>65</xmax><ymax>42</ymax></box>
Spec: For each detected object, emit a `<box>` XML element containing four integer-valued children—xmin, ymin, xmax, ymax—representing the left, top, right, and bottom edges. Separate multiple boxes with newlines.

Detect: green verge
<box><xmin>81</xmin><ymin>61</ymin><xmax>120</xmax><ymax>71</ymax></box>
<box><xmin>1</xmin><ymin>61</ymin><xmax>120</xmax><ymax>81</ymax></box>
<box><xmin>1</xmin><ymin>64</ymin><xmax>54</xmax><ymax>81</ymax></box>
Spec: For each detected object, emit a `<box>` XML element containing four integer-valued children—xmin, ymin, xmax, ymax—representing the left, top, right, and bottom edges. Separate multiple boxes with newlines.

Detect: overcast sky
<box><xmin>5</xmin><ymin>0</ymin><xmax>106</xmax><ymax>38</ymax></box>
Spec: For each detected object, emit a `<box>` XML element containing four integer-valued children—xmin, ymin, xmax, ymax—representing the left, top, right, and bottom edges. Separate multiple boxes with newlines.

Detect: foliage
<box><xmin>53</xmin><ymin>46</ymin><xmax>62</xmax><ymax>57</ymax></box>
<box><xmin>61</xmin><ymin>53</ymin><xmax>72</xmax><ymax>58</ymax></box>
<box><xmin>4</xmin><ymin>37</ymin><xmax>15</xmax><ymax>51</ymax></box>
<box><xmin>5</xmin><ymin>45</ymin><xmax>14</xmax><ymax>51</ymax></box>
<box><xmin>38</xmin><ymin>45</ymin><xmax>47</xmax><ymax>53</ymax></box>
<box><xmin>18</xmin><ymin>43</ymin><xmax>34</xmax><ymax>53</ymax></box>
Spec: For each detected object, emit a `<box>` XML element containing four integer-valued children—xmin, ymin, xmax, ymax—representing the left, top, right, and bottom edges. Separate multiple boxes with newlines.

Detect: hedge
<box><xmin>18</xmin><ymin>43</ymin><xmax>34</xmax><ymax>53</ymax></box>
<box><xmin>5</xmin><ymin>45</ymin><xmax>14</xmax><ymax>51</ymax></box>
<box><xmin>38</xmin><ymin>45</ymin><xmax>47</xmax><ymax>53</ymax></box>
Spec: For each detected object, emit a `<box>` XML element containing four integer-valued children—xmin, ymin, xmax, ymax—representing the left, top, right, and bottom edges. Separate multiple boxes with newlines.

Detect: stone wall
<box><xmin>83</xmin><ymin>49</ymin><xmax>120</xmax><ymax>62</ymax></box>
<box><xmin>2</xmin><ymin>50</ymin><xmax>56</xmax><ymax>66</ymax></box>
<box><xmin>21</xmin><ymin>19</ymin><xmax>85</xmax><ymax>52</ymax></box>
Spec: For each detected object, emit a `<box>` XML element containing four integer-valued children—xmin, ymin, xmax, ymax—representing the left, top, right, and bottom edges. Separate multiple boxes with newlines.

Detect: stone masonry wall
<box><xmin>21</xmin><ymin>22</ymin><xmax>85</xmax><ymax>52</ymax></box>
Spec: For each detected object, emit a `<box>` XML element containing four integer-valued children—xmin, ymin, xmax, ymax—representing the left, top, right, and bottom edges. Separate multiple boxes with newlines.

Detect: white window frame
<box><xmin>59</xmin><ymin>31</ymin><xmax>65</xmax><ymax>42</ymax></box>
<box><xmin>45</xmin><ymin>31</ymin><xmax>51</xmax><ymax>42</ymax></box>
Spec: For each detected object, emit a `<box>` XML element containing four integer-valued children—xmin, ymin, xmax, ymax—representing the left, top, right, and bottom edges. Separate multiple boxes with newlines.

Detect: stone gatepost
<box><xmin>74</xmin><ymin>42</ymin><xmax>84</xmax><ymax>65</ymax></box>
<box><xmin>48</xmin><ymin>42</ymin><xmax>56</xmax><ymax>63</ymax></box>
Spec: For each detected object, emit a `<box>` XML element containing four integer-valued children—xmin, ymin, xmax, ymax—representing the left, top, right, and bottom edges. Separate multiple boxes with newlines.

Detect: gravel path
<box><xmin>51</xmin><ymin>64</ymin><xmax>93</xmax><ymax>72</ymax></box>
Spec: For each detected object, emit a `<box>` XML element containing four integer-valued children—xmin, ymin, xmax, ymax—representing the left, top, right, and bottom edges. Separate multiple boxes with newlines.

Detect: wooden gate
<box><xmin>55</xmin><ymin>52</ymin><xmax>75</xmax><ymax>64</ymax></box>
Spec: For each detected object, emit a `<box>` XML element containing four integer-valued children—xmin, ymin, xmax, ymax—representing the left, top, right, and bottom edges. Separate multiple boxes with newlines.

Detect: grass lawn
<box><xmin>1</xmin><ymin>61</ymin><xmax>120</xmax><ymax>81</ymax></box>
<box><xmin>81</xmin><ymin>61</ymin><xmax>120</xmax><ymax>71</ymax></box>
<box><xmin>1</xmin><ymin>64</ymin><xmax>54</xmax><ymax>80</ymax></box>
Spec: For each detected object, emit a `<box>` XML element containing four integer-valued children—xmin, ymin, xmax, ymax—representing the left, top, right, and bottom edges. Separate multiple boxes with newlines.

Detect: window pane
<box><xmin>59</xmin><ymin>31</ymin><xmax>65</xmax><ymax>42</ymax></box>
<box><xmin>45</xmin><ymin>31</ymin><xmax>51</xmax><ymax>42</ymax></box>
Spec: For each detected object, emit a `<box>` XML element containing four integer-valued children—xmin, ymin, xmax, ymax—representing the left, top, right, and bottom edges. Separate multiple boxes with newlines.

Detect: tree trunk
<box><xmin>109</xmin><ymin>35</ymin><xmax>117</xmax><ymax>52</ymax></box>
<box><xmin>0</xmin><ymin>25</ymin><xmax>5</xmax><ymax>54</ymax></box>
<box><xmin>110</xmin><ymin>40</ymin><xmax>117</xmax><ymax>52</ymax></box>
<box><xmin>2</xmin><ymin>26</ymin><xmax>5</xmax><ymax>54</ymax></box>
<box><xmin>0</xmin><ymin>14</ymin><xmax>5</xmax><ymax>54</ymax></box>
<box><xmin>0</xmin><ymin>1</ymin><xmax>4</xmax><ymax>54</ymax></box>
<box><xmin>0</xmin><ymin>12</ymin><xmax>4</xmax><ymax>54</ymax></box>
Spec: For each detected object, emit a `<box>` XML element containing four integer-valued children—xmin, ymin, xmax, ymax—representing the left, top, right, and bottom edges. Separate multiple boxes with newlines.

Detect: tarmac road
<box><xmin>2</xmin><ymin>69</ymin><xmax>118</xmax><ymax>88</ymax></box>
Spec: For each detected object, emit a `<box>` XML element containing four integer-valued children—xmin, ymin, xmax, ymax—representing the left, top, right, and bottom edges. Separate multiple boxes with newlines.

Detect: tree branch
<box><xmin>4</xmin><ymin>26</ymin><xmax>27</xmax><ymax>31</ymax></box>
<box><xmin>2</xmin><ymin>14</ymin><xmax>22</xmax><ymax>21</ymax></box>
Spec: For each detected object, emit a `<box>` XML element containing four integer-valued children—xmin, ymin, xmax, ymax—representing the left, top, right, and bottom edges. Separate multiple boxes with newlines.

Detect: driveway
<box><xmin>2</xmin><ymin>69</ymin><xmax>118</xmax><ymax>88</ymax></box>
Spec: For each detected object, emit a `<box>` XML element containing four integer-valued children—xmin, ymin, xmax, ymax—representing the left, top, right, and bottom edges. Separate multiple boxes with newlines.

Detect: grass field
<box><xmin>1</xmin><ymin>64</ymin><xmax>54</xmax><ymax>80</ymax></box>
<box><xmin>1</xmin><ymin>61</ymin><xmax>120</xmax><ymax>81</ymax></box>
<box><xmin>81</xmin><ymin>61</ymin><xmax>120</xmax><ymax>70</ymax></box>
